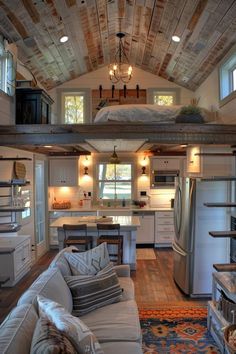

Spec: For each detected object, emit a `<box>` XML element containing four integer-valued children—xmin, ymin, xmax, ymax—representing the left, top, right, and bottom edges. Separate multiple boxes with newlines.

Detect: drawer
<box><xmin>156</xmin><ymin>218</ymin><xmax>173</xmax><ymax>225</ymax></box>
<box><xmin>158</xmin><ymin>232</ymin><xmax>174</xmax><ymax>240</ymax></box>
<box><xmin>156</xmin><ymin>211</ymin><xmax>173</xmax><ymax>218</ymax></box>
<box><xmin>156</xmin><ymin>224</ymin><xmax>175</xmax><ymax>232</ymax></box>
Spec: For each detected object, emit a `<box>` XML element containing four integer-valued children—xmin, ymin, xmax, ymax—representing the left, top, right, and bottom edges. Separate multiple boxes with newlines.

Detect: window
<box><xmin>0</xmin><ymin>38</ymin><xmax>15</xmax><ymax>96</ymax></box>
<box><xmin>219</xmin><ymin>47</ymin><xmax>236</xmax><ymax>104</ymax></box>
<box><xmin>147</xmin><ymin>88</ymin><xmax>180</xmax><ymax>106</ymax></box>
<box><xmin>58</xmin><ymin>88</ymin><xmax>91</xmax><ymax>124</ymax></box>
<box><xmin>98</xmin><ymin>163</ymin><xmax>132</xmax><ymax>200</ymax></box>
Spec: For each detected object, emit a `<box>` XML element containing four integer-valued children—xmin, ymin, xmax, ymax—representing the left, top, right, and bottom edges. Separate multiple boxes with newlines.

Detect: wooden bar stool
<box><xmin>96</xmin><ymin>223</ymin><xmax>123</xmax><ymax>264</ymax></box>
<box><xmin>63</xmin><ymin>224</ymin><xmax>93</xmax><ymax>251</ymax></box>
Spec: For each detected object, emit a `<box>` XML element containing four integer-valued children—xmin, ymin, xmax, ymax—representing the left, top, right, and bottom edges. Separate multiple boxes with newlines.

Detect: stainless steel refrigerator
<box><xmin>173</xmin><ymin>177</ymin><xmax>232</xmax><ymax>296</ymax></box>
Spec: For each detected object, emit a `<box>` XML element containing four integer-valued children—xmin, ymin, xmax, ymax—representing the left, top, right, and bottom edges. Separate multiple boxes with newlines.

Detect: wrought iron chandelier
<box><xmin>109</xmin><ymin>32</ymin><xmax>133</xmax><ymax>84</ymax></box>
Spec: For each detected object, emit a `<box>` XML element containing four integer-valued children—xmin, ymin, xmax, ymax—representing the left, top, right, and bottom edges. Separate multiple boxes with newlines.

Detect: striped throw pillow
<box><xmin>30</xmin><ymin>317</ymin><xmax>77</xmax><ymax>354</ymax></box>
<box><xmin>37</xmin><ymin>295</ymin><xmax>104</xmax><ymax>354</ymax></box>
<box><xmin>64</xmin><ymin>264</ymin><xmax>123</xmax><ymax>316</ymax></box>
<box><xmin>64</xmin><ymin>242</ymin><xmax>110</xmax><ymax>275</ymax></box>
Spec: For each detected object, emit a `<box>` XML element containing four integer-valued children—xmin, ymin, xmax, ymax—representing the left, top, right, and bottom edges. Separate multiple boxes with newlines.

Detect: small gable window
<box><xmin>219</xmin><ymin>47</ymin><xmax>236</xmax><ymax>105</ymax></box>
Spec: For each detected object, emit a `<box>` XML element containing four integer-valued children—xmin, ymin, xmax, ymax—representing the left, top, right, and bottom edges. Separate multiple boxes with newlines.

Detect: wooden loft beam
<box><xmin>1</xmin><ymin>123</ymin><xmax>236</xmax><ymax>145</ymax></box>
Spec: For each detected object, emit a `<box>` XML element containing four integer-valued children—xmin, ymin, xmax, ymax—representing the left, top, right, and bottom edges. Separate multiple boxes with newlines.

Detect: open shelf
<box><xmin>204</xmin><ymin>203</ymin><xmax>236</xmax><ymax>207</ymax></box>
<box><xmin>0</xmin><ymin>157</ymin><xmax>31</xmax><ymax>161</ymax></box>
<box><xmin>0</xmin><ymin>223</ymin><xmax>21</xmax><ymax>233</ymax></box>
<box><xmin>209</xmin><ymin>231</ymin><xmax>236</xmax><ymax>238</ymax></box>
<box><xmin>213</xmin><ymin>263</ymin><xmax>236</xmax><ymax>271</ymax></box>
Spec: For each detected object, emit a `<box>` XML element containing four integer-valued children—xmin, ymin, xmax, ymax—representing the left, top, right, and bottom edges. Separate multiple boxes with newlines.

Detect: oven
<box><xmin>230</xmin><ymin>216</ymin><xmax>236</xmax><ymax>263</ymax></box>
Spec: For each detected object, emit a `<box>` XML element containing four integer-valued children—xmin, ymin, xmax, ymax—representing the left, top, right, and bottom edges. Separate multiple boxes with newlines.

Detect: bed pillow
<box><xmin>64</xmin><ymin>263</ymin><xmax>123</xmax><ymax>316</ymax></box>
<box><xmin>30</xmin><ymin>317</ymin><xmax>77</xmax><ymax>354</ymax></box>
<box><xmin>64</xmin><ymin>242</ymin><xmax>110</xmax><ymax>275</ymax></box>
<box><xmin>37</xmin><ymin>295</ymin><xmax>104</xmax><ymax>354</ymax></box>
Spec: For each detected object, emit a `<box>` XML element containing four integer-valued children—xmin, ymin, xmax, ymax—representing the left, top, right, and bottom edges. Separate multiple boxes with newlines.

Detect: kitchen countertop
<box><xmin>49</xmin><ymin>207</ymin><xmax>174</xmax><ymax>212</ymax></box>
<box><xmin>50</xmin><ymin>215</ymin><xmax>141</xmax><ymax>228</ymax></box>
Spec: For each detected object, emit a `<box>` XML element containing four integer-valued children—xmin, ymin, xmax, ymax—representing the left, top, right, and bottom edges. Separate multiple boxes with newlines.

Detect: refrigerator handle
<box><xmin>189</xmin><ymin>179</ymin><xmax>195</xmax><ymax>253</ymax></box>
<box><xmin>174</xmin><ymin>185</ymin><xmax>182</xmax><ymax>236</ymax></box>
<box><xmin>172</xmin><ymin>242</ymin><xmax>187</xmax><ymax>257</ymax></box>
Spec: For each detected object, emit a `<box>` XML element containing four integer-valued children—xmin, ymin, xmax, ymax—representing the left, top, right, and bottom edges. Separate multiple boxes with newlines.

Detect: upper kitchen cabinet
<box><xmin>150</xmin><ymin>157</ymin><xmax>181</xmax><ymax>171</ymax></box>
<box><xmin>15</xmin><ymin>88</ymin><xmax>54</xmax><ymax>124</ymax></box>
<box><xmin>49</xmin><ymin>159</ymin><xmax>79</xmax><ymax>186</ymax></box>
<box><xmin>186</xmin><ymin>146</ymin><xmax>235</xmax><ymax>177</ymax></box>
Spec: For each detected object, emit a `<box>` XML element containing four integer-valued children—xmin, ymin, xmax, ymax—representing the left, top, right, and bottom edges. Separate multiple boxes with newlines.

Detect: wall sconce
<box><xmin>84</xmin><ymin>166</ymin><xmax>89</xmax><ymax>175</ymax></box>
<box><xmin>141</xmin><ymin>166</ymin><xmax>147</xmax><ymax>175</ymax></box>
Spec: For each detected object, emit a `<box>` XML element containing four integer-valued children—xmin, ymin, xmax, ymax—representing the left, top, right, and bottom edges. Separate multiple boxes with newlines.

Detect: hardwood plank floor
<box><xmin>0</xmin><ymin>248</ymin><xmax>208</xmax><ymax>324</ymax></box>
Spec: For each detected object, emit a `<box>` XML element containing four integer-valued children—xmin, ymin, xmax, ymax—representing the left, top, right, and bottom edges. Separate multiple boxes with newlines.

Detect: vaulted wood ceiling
<box><xmin>1</xmin><ymin>0</ymin><xmax>236</xmax><ymax>91</ymax></box>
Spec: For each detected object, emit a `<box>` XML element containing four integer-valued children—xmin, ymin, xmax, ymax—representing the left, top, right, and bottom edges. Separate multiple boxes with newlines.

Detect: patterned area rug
<box><xmin>139</xmin><ymin>307</ymin><xmax>220</xmax><ymax>353</ymax></box>
<box><xmin>136</xmin><ymin>248</ymin><xmax>156</xmax><ymax>260</ymax></box>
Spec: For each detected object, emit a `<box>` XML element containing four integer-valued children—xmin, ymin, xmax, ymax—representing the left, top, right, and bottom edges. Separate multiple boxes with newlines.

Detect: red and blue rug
<box><xmin>139</xmin><ymin>307</ymin><xmax>220</xmax><ymax>353</ymax></box>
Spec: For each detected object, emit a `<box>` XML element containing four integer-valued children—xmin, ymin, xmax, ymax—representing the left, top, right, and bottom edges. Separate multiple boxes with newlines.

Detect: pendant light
<box><xmin>110</xmin><ymin>145</ymin><xmax>120</xmax><ymax>164</ymax></box>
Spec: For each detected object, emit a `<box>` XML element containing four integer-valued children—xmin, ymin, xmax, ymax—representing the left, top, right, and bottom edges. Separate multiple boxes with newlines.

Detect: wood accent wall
<box><xmin>92</xmin><ymin>89</ymin><xmax>146</xmax><ymax>119</ymax></box>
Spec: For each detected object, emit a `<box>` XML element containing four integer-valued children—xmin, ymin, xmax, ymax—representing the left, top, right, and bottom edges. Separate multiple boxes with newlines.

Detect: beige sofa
<box><xmin>0</xmin><ymin>246</ymin><xmax>143</xmax><ymax>354</ymax></box>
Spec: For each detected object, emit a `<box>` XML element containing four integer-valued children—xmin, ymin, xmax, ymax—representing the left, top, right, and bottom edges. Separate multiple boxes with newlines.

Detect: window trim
<box><xmin>57</xmin><ymin>88</ymin><xmax>91</xmax><ymax>124</ymax></box>
<box><xmin>97</xmin><ymin>162</ymin><xmax>133</xmax><ymax>201</ymax></box>
<box><xmin>219</xmin><ymin>44</ymin><xmax>236</xmax><ymax>107</ymax></box>
<box><xmin>147</xmin><ymin>87</ymin><xmax>180</xmax><ymax>105</ymax></box>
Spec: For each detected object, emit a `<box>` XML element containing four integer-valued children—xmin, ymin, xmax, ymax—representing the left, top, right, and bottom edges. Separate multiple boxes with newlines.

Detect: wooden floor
<box><xmin>0</xmin><ymin>248</ymin><xmax>207</xmax><ymax>324</ymax></box>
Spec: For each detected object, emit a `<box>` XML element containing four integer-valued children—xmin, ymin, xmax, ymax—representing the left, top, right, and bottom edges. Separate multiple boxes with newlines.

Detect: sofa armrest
<box><xmin>113</xmin><ymin>264</ymin><xmax>130</xmax><ymax>277</ymax></box>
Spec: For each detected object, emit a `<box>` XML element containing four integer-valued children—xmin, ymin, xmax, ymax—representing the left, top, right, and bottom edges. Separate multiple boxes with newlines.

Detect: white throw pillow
<box><xmin>64</xmin><ymin>242</ymin><xmax>110</xmax><ymax>275</ymax></box>
<box><xmin>37</xmin><ymin>295</ymin><xmax>104</xmax><ymax>354</ymax></box>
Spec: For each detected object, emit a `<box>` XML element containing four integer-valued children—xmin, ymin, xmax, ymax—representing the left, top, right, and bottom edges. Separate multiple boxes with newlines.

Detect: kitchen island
<box><xmin>50</xmin><ymin>215</ymin><xmax>140</xmax><ymax>270</ymax></box>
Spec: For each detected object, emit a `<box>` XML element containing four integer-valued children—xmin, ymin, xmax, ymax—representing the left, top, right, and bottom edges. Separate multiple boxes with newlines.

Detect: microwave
<box><xmin>151</xmin><ymin>170</ymin><xmax>178</xmax><ymax>188</ymax></box>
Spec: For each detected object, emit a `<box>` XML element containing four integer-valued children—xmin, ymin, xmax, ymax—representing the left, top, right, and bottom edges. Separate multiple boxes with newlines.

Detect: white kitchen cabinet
<box><xmin>186</xmin><ymin>146</ymin><xmax>235</xmax><ymax>177</ymax></box>
<box><xmin>0</xmin><ymin>236</ymin><xmax>31</xmax><ymax>287</ymax></box>
<box><xmin>150</xmin><ymin>157</ymin><xmax>180</xmax><ymax>171</ymax></box>
<box><xmin>155</xmin><ymin>211</ymin><xmax>174</xmax><ymax>246</ymax></box>
<box><xmin>133</xmin><ymin>211</ymin><xmax>155</xmax><ymax>244</ymax></box>
<box><xmin>49</xmin><ymin>158</ymin><xmax>78</xmax><ymax>186</ymax></box>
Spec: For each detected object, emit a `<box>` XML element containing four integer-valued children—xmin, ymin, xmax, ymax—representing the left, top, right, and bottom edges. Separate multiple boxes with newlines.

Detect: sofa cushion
<box><xmin>17</xmin><ymin>268</ymin><xmax>73</xmax><ymax>313</ymax></box>
<box><xmin>118</xmin><ymin>277</ymin><xmax>135</xmax><ymax>301</ymax></box>
<box><xmin>101</xmin><ymin>342</ymin><xmax>143</xmax><ymax>354</ymax></box>
<box><xmin>0</xmin><ymin>304</ymin><xmax>38</xmax><ymax>354</ymax></box>
<box><xmin>37</xmin><ymin>295</ymin><xmax>104</xmax><ymax>354</ymax></box>
<box><xmin>30</xmin><ymin>317</ymin><xmax>77</xmax><ymax>354</ymax></box>
<box><xmin>81</xmin><ymin>299</ymin><xmax>142</xmax><ymax>344</ymax></box>
<box><xmin>64</xmin><ymin>242</ymin><xmax>110</xmax><ymax>275</ymax></box>
<box><xmin>64</xmin><ymin>264</ymin><xmax>122</xmax><ymax>316</ymax></box>
<box><xmin>49</xmin><ymin>246</ymin><xmax>76</xmax><ymax>276</ymax></box>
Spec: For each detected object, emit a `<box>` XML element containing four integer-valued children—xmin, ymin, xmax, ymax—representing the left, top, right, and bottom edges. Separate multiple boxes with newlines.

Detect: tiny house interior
<box><xmin>1</xmin><ymin>1</ymin><xmax>236</xmax><ymax>351</ymax></box>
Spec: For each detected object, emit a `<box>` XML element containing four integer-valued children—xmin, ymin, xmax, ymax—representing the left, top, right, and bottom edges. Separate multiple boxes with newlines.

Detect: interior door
<box><xmin>35</xmin><ymin>158</ymin><xmax>47</xmax><ymax>258</ymax></box>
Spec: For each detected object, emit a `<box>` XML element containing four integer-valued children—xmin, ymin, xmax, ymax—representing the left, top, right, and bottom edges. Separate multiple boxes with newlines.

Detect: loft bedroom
<box><xmin>0</xmin><ymin>0</ymin><xmax>236</xmax><ymax>155</ymax></box>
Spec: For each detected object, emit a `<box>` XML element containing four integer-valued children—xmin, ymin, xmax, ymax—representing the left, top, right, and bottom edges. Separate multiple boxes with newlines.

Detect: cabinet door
<box><xmin>151</xmin><ymin>158</ymin><xmax>180</xmax><ymax>171</ymax></box>
<box><xmin>14</xmin><ymin>239</ymin><xmax>31</xmax><ymax>277</ymax></box>
<box><xmin>49</xmin><ymin>159</ymin><xmax>78</xmax><ymax>186</ymax></box>
<box><xmin>135</xmin><ymin>214</ymin><xmax>155</xmax><ymax>244</ymax></box>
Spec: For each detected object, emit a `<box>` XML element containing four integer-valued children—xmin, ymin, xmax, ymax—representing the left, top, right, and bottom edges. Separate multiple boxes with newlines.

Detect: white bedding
<box><xmin>94</xmin><ymin>104</ymin><xmax>183</xmax><ymax>123</ymax></box>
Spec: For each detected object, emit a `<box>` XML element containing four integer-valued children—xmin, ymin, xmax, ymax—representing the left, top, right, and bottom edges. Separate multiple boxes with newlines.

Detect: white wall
<box><xmin>49</xmin><ymin>66</ymin><xmax>194</xmax><ymax>123</ymax></box>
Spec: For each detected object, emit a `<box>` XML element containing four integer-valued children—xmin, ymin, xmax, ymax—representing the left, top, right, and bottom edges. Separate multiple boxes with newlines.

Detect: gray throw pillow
<box><xmin>64</xmin><ymin>264</ymin><xmax>123</xmax><ymax>316</ymax></box>
<box><xmin>30</xmin><ymin>317</ymin><xmax>77</xmax><ymax>354</ymax></box>
<box><xmin>37</xmin><ymin>295</ymin><xmax>104</xmax><ymax>354</ymax></box>
<box><xmin>64</xmin><ymin>242</ymin><xmax>110</xmax><ymax>275</ymax></box>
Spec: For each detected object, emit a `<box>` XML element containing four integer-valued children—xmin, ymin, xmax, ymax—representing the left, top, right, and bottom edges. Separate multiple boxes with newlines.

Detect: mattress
<box><xmin>94</xmin><ymin>104</ymin><xmax>183</xmax><ymax>123</ymax></box>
